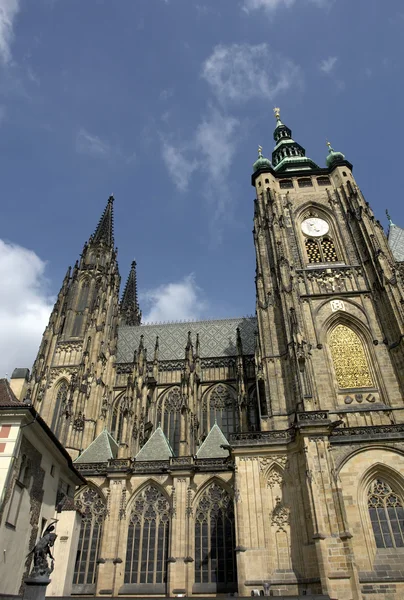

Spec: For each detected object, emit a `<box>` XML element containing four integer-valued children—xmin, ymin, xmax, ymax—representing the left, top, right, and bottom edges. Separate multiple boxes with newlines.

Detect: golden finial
<box><xmin>273</xmin><ymin>107</ymin><xmax>281</xmax><ymax>120</ymax></box>
<box><xmin>258</xmin><ymin>145</ymin><xmax>263</xmax><ymax>155</ymax></box>
<box><xmin>326</xmin><ymin>140</ymin><xmax>332</xmax><ymax>150</ymax></box>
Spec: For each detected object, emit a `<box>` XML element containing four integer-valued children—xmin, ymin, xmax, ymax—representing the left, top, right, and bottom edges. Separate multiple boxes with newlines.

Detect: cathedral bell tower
<box><xmin>252</xmin><ymin>108</ymin><xmax>404</xmax><ymax>430</ymax></box>
<box><xmin>29</xmin><ymin>196</ymin><xmax>121</xmax><ymax>458</ymax></box>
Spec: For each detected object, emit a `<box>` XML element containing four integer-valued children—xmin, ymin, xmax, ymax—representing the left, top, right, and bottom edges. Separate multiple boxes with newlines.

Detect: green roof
<box><xmin>74</xmin><ymin>429</ymin><xmax>118</xmax><ymax>463</ymax></box>
<box><xmin>135</xmin><ymin>426</ymin><xmax>174</xmax><ymax>461</ymax></box>
<box><xmin>196</xmin><ymin>422</ymin><xmax>229</xmax><ymax>459</ymax></box>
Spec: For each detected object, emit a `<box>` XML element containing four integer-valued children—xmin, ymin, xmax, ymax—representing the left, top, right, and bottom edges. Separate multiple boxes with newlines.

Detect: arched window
<box><xmin>157</xmin><ymin>388</ymin><xmax>182</xmax><ymax>455</ymax></box>
<box><xmin>124</xmin><ymin>485</ymin><xmax>170</xmax><ymax>590</ymax></box>
<box><xmin>111</xmin><ymin>400</ymin><xmax>124</xmax><ymax>442</ymax></box>
<box><xmin>368</xmin><ymin>479</ymin><xmax>404</xmax><ymax>548</ymax></box>
<box><xmin>329</xmin><ymin>324</ymin><xmax>373</xmax><ymax>389</ymax></box>
<box><xmin>203</xmin><ymin>385</ymin><xmax>238</xmax><ymax>439</ymax></box>
<box><xmin>194</xmin><ymin>482</ymin><xmax>237</xmax><ymax>593</ymax></box>
<box><xmin>247</xmin><ymin>391</ymin><xmax>259</xmax><ymax>430</ymax></box>
<box><xmin>73</xmin><ymin>487</ymin><xmax>107</xmax><ymax>588</ymax></box>
<box><xmin>72</xmin><ymin>281</ymin><xmax>90</xmax><ymax>337</ymax></box>
<box><xmin>51</xmin><ymin>380</ymin><xmax>68</xmax><ymax>435</ymax></box>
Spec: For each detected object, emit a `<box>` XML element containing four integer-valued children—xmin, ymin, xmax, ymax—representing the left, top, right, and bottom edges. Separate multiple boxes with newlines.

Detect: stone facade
<box><xmin>14</xmin><ymin>114</ymin><xmax>404</xmax><ymax>598</ymax></box>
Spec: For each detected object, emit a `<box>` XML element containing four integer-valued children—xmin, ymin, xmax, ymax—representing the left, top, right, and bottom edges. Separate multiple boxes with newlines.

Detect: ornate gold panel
<box><xmin>329</xmin><ymin>324</ymin><xmax>373</xmax><ymax>388</ymax></box>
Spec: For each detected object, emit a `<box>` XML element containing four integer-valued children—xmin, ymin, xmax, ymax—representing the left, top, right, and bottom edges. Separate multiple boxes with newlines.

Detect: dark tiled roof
<box><xmin>135</xmin><ymin>427</ymin><xmax>174</xmax><ymax>461</ymax></box>
<box><xmin>196</xmin><ymin>423</ymin><xmax>229</xmax><ymax>459</ymax></box>
<box><xmin>11</xmin><ymin>368</ymin><xmax>29</xmax><ymax>380</ymax></box>
<box><xmin>388</xmin><ymin>224</ymin><xmax>404</xmax><ymax>262</ymax></box>
<box><xmin>0</xmin><ymin>379</ymin><xmax>20</xmax><ymax>406</ymax></box>
<box><xmin>117</xmin><ymin>316</ymin><xmax>257</xmax><ymax>362</ymax></box>
<box><xmin>74</xmin><ymin>429</ymin><xmax>118</xmax><ymax>464</ymax></box>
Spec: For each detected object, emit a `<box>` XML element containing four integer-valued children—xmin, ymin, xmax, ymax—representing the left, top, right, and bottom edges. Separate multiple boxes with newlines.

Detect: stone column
<box><xmin>168</xmin><ymin>474</ymin><xmax>190</xmax><ymax>596</ymax></box>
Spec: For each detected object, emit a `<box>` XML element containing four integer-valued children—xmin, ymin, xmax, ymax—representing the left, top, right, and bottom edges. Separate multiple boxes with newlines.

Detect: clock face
<box><xmin>301</xmin><ymin>217</ymin><xmax>329</xmax><ymax>238</ymax></box>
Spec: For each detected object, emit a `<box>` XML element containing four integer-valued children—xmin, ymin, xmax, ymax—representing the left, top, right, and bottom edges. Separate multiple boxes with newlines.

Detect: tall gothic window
<box><xmin>368</xmin><ymin>479</ymin><xmax>404</xmax><ymax>548</ymax></box>
<box><xmin>111</xmin><ymin>399</ymin><xmax>124</xmax><ymax>442</ymax></box>
<box><xmin>51</xmin><ymin>380</ymin><xmax>68</xmax><ymax>435</ymax></box>
<box><xmin>73</xmin><ymin>487</ymin><xmax>107</xmax><ymax>588</ymax></box>
<box><xmin>157</xmin><ymin>387</ymin><xmax>182</xmax><ymax>455</ymax></box>
<box><xmin>124</xmin><ymin>485</ymin><xmax>170</xmax><ymax>590</ymax></box>
<box><xmin>194</xmin><ymin>482</ymin><xmax>237</xmax><ymax>593</ymax></box>
<box><xmin>329</xmin><ymin>324</ymin><xmax>373</xmax><ymax>389</ymax></box>
<box><xmin>72</xmin><ymin>281</ymin><xmax>90</xmax><ymax>337</ymax></box>
<box><xmin>203</xmin><ymin>385</ymin><xmax>238</xmax><ymax>438</ymax></box>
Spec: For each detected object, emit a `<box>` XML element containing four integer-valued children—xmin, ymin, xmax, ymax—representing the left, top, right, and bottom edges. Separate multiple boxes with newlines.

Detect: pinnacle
<box><xmin>120</xmin><ymin>260</ymin><xmax>142</xmax><ymax>326</ymax></box>
<box><xmin>90</xmin><ymin>195</ymin><xmax>115</xmax><ymax>247</ymax></box>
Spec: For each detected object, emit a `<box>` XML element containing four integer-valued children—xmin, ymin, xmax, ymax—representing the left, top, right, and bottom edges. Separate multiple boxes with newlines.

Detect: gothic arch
<box><xmin>358</xmin><ymin>463</ymin><xmax>404</xmax><ymax>554</ymax></box>
<box><xmin>123</xmin><ymin>481</ymin><xmax>171</xmax><ymax>591</ymax></box>
<box><xmin>51</xmin><ymin>378</ymin><xmax>69</xmax><ymax>434</ymax></box>
<box><xmin>201</xmin><ymin>383</ymin><xmax>238</xmax><ymax>439</ymax></box>
<box><xmin>192</xmin><ymin>475</ymin><xmax>234</xmax><ymax>510</ymax></box>
<box><xmin>314</xmin><ymin>296</ymin><xmax>370</xmax><ymax>326</ymax></box>
<box><xmin>73</xmin><ymin>484</ymin><xmax>108</xmax><ymax>590</ymax></box>
<box><xmin>110</xmin><ymin>390</ymin><xmax>126</xmax><ymax>443</ymax></box>
<box><xmin>125</xmin><ymin>479</ymin><xmax>171</xmax><ymax>514</ymax></box>
<box><xmin>192</xmin><ymin>478</ymin><xmax>237</xmax><ymax>593</ymax></box>
<box><xmin>157</xmin><ymin>386</ymin><xmax>182</xmax><ymax>455</ymax></box>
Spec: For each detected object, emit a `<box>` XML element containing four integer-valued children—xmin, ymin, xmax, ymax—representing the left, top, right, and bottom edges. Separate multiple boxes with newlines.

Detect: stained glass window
<box><xmin>368</xmin><ymin>479</ymin><xmax>404</xmax><ymax>548</ymax></box>
<box><xmin>329</xmin><ymin>325</ymin><xmax>373</xmax><ymax>389</ymax></box>
<box><xmin>124</xmin><ymin>485</ymin><xmax>170</xmax><ymax>586</ymax></box>
<box><xmin>194</xmin><ymin>482</ymin><xmax>237</xmax><ymax>591</ymax></box>
<box><xmin>203</xmin><ymin>385</ymin><xmax>238</xmax><ymax>438</ymax></box>
<box><xmin>73</xmin><ymin>487</ymin><xmax>107</xmax><ymax>586</ymax></box>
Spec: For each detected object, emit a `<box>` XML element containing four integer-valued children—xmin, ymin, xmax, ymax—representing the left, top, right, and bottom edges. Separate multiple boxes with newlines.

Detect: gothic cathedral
<box><xmin>14</xmin><ymin>109</ymin><xmax>404</xmax><ymax>599</ymax></box>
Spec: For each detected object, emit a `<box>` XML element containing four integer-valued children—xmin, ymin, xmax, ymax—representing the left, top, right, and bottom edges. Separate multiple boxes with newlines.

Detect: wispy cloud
<box><xmin>76</xmin><ymin>128</ymin><xmax>136</xmax><ymax>163</ymax></box>
<box><xmin>0</xmin><ymin>0</ymin><xmax>20</xmax><ymax>65</ymax></box>
<box><xmin>142</xmin><ymin>274</ymin><xmax>207</xmax><ymax>323</ymax></box>
<box><xmin>242</xmin><ymin>0</ymin><xmax>330</xmax><ymax>15</ymax></box>
<box><xmin>161</xmin><ymin>141</ymin><xmax>199</xmax><ymax>192</ymax></box>
<box><xmin>320</xmin><ymin>56</ymin><xmax>338</xmax><ymax>74</ymax></box>
<box><xmin>202</xmin><ymin>43</ymin><xmax>302</xmax><ymax>105</ymax></box>
<box><xmin>0</xmin><ymin>239</ymin><xmax>53</xmax><ymax>376</ymax></box>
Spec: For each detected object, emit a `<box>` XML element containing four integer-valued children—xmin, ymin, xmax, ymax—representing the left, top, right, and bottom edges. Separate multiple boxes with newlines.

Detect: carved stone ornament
<box><xmin>271</xmin><ymin>497</ymin><xmax>290</xmax><ymax>532</ymax></box>
<box><xmin>267</xmin><ymin>469</ymin><xmax>283</xmax><ymax>489</ymax></box>
<box><xmin>330</xmin><ymin>299</ymin><xmax>346</xmax><ymax>312</ymax></box>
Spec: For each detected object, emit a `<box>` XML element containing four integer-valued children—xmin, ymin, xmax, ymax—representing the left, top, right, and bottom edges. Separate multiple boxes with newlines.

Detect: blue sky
<box><xmin>1</xmin><ymin>0</ymin><xmax>404</xmax><ymax>374</ymax></box>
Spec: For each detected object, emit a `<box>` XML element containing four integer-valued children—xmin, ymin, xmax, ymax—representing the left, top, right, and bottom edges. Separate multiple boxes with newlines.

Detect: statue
<box><xmin>27</xmin><ymin>520</ymin><xmax>58</xmax><ymax>579</ymax></box>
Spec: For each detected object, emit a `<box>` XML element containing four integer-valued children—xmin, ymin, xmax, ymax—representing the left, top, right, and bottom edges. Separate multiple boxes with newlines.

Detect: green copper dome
<box><xmin>253</xmin><ymin>146</ymin><xmax>271</xmax><ymax>173</ymax></box>
<box><xmin>326</xmin><ymin>141</ymin><xmax>345</xmax><ymax>167</ymax></box>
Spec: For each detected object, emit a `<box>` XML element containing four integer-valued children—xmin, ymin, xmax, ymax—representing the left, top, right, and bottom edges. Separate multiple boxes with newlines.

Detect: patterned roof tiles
<box><xmin>388</xmin><ymin>224</ymin><xmax>404</xmax><ymax>262</ymax></box>
<box><xmin>116</xmin><ymin>316</ymin><xmax>257</xmax><ymax>363</ymax></box>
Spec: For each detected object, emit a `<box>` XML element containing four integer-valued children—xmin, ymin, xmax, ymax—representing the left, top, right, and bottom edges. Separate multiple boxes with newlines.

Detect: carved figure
<box><xmin>27</xmin><ymin>520</ymin><xmax>58</xmax><ymax>579</ymax></box>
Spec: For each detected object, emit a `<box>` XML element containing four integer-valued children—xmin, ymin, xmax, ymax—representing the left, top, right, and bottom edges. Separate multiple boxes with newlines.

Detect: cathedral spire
<box><xmin>90</xmin><ymin>195</ymin><xmax>115</xmax><ymax>247</ymax></box>
<box><xmin>120</xmin><ymin>261</ymin><xmax>141</xmax><ymax>326</ymax></box>
<box><xmin>271</xmin><ymin>107</ymin><xmax>319</xmax><ymax>173</ymax></box>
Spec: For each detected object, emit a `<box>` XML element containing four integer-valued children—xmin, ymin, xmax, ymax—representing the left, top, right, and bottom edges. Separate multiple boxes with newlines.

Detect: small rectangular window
<box><xmin>317</xmin><ymin>177</ymin><xmax>331</xmax><ymax>186</ymax></box>
<box><xmin>280</xmin><ymin>180</ymin><xmax>293</xmax><ymax>189</ymax></box>
<box><xmin>6</xmin><ymin>482</ymin><xmax>24</xmax><ymax>528</ymax></box>
<box><xmin>298</xmin><ymin>178</ymin><xmax>313</xmax><ymax>188</ymax></box>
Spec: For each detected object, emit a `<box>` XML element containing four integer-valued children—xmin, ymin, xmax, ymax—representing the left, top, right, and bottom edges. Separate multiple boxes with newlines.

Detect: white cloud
<box><xmin>142</xmin><ymin>274</ymin><xmax>206</xmax><ymax>323</ymax></box>
<box><xmin>0</xmin><ymin>0</ymin><xmax>20</xmax><ymax>65</ymax></box>
<box><xmin>320</xmin><ymin>56</ymin><xmax>338</xmax><ymax>74</ymax></box>
<box><xmin>161</xmin><ymin>141</ymin><xmax>199</xmax><ymax>192</ymax></box>
<box><xmin>196</xmin><ymin>108</ymin><xmax>239</xmax><ymax>182</ymax></box>
<box><xmin>76</xmin><ymin>128</ymin><xmax>112</xmax><ymax>158</ymax></box>
<box><xmin>0</xmin><ymin>239</ymin><xmax>53</xmax><ymax>377</ymax></box>
<box><xmin>202</xmin><ymin>43</ymin><xmax>302</xmax><ymax>105</ymax></box>
<box><xmin>242</xmin><ymin>0</ymin><xmax>329</xmax><ymax>15</ymax></box>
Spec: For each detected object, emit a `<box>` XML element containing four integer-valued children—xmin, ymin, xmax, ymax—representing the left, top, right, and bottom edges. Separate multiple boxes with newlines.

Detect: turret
<box><xmin>120</xmin><ymin>261</ymin><xmax>142</xmax><ymax>326</ymax></box>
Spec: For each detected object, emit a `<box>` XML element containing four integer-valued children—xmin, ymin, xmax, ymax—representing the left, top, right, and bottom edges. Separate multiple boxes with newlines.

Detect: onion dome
<box><xmin>326</xmin><ymin>141</ymin><xmax>345</xmax><ymax>167</ymax></box>
<box><xmin>253</xmin><ymin>145</ymin><xmax>272</xmax><ymax>173</ymax></box>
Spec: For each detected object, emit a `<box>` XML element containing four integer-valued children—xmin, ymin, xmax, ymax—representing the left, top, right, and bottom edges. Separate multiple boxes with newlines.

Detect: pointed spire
<box><xmin>326</xmin><ymin>140</ymin><xmax>346</xmax><ymax>167</ymax></box>
<box><xmin>236</xmin><ymin>327</ymin><xmax>243</xmax><ymax>356</ymax></box>
<box><xmin>386</xmin><ymin>209</ymin><xmax>394</xmax><ymax>227</ymax></box>
<box><xmin>195</xmin><ymin>333</ymin><xmax>200</xmax><ymax>358</ymax></box>
<box><xmin>90</xmin><ymin>195</ymin><xmax>114</xmax><ymax>247</ymax></box>
<box><xmin>120</xmin><ymin>260</ymin><xmax>142</xmax><ymax>326</ymax></box>
<box><xmin>154</xmin><ymin>336</ymin><xmax>159</xmax><ymax>362</ymax></box>
<box><xmin>271</xmin><ymin>107</ymin><xmax>319</xmax><ymax>172</ymax></box>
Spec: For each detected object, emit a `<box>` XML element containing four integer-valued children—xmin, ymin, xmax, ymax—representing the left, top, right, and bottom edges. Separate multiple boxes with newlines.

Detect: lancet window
<box><xmin>203</xmin><ymin>385</ymin><xmax>238</xmax><ymax>438</ymax></box>
<box><xmin>72</xmin><ymin>280</ymin><xmax>91</xmax><ymax>337</ymax></box>
<box><xmin>111</xmin><ymin>399</ymin><xmax>124</xmax><ymax>443</ymax></box>
<box><xmin>329</xmin><ymin>324</ymin><xmax>373</xmax><ymax>389</ymax></box>
<box><xmin>157</xmin><ymin>387</ymin><xmax>182</xmax><ymax>455</ymax></box>
<box><xmin>124</xmin><ymin>485</ymin><xmax>170</xmax><ymax>589</ymax></box>
<box><xmin>368</xmin><ymin>479</ymin><xmax>404</xmax><ymax>548</ymax></box>
<box><xmin>73</xmin><ymin>487</ymin><xmax>107</xmax><ymax>587</ymax></box>
<box><xmin>194</xmin><ymin>482</ymin><xmax>237</xmax><ymax>592</ymax></box>
<box><xmin>51</xmin><ymin>380</ymin><xmax>68</xmax><ymax>435</ymax></box>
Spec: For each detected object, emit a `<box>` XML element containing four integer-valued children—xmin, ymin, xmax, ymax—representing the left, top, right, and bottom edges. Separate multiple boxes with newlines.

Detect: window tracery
<box><xmin>194</xmin><ymin>482</ymin><xmax>237</xmax><ymax>590</ymax></box>
<box><xmin>203</xmin><ymin>385</ymin><xmax>238</xmax><ymax>438</ymax></box>
<box><xmin>73</xmin><ymin>487</ymin><xmax>107</xmax><ymax>586</ymax></box>
<box><xmin>124</xmin><ymin>485</ymin><xmax>170</xmax><ymax>587</ymax></box>
<box><xmin>157</xmin><ymin>387</ymin><xmax>182</xmax><ymax>455</ymax></box>
<box><xmin>305</xmin><ymin>237</ymin><xmax>338</xmax><ymax>263</ymax></box>
<box><xmin>329</xmin><ymin>324</ymin><xmax>373</xmax><ymax>389</ymax></box>
<box><xmin>368</xmin><ymin>479</ymin><xmax>404</xmax><ymax>548</ymax></box>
